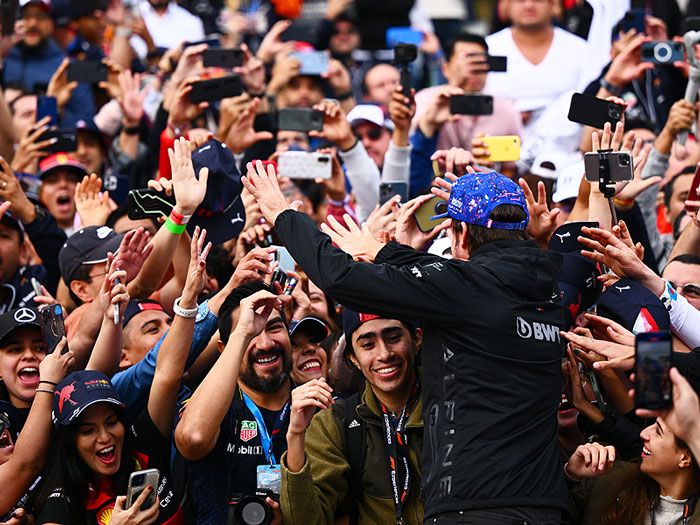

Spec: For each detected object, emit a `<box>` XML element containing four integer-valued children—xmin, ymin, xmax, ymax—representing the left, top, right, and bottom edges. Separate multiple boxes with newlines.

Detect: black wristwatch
<box><xmin>122</xmin><ymin>125</ymin><xmax>140</xmax><ymax>135</ymax></box>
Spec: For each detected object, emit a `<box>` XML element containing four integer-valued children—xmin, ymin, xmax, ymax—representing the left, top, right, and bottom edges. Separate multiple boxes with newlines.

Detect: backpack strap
<box><xmin>333</xmin><ymin>391</ymin><xmax>366</xmax><ymax>525</ymax></box>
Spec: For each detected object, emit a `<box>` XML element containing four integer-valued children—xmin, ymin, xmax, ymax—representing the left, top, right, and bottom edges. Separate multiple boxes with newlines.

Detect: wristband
<box><xmin>122</xmin><ymin>125</ymin><xmax>140</xmax><ymax>135</ymax></box>
<box><xmin>600</xmin><ymin>78</ymin><xmax>623</xmax><ymax>97</ymax></box>
<box><xmin>35</xmin><ymin>388</ymin><xmax>55</xmax><ymax>395</ymax></box>
<box><xmin>165</xmin><ymin>217</ymin><xmax>187</xmax><ymax>235</ymax></box>
<box><xmin>39</xmin><ymin>380</ymin><xmax>58</xmax><ymax>386</ymax></box>
<box><xmin>173</xmin><ymin>297</ymin><xmax>198</xmax><ymax>318</ymax></box>
<box><xmin>169</xmin><ymin>209</ymin><xmax>192</xmax><ymax>226</ymax></box>
<box><xmin>613</xmin><ymin>196</ymin><xmax>634</xmax><ymax>208</ymax></box>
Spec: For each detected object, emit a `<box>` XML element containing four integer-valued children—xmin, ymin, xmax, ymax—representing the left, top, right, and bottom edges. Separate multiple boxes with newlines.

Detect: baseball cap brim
<box><xmin>290</xmin><ymin>317</ymin><xmax>329</xmax><ymax>343</ymax></box>
<box><xmin>83</xmin><ymin>233</ymin><xmax>123</xmax><ymax>265</ymax></box>
<box><xmin>58</xmin><ymin>397</ymin><xmax>124</xmax><ymax>426</ymax></box>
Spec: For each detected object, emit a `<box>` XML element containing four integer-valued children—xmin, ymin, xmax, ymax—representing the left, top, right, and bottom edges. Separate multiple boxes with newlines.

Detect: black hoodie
<box><xmin>274</xmin><ymin>210</ymin><xmax>569</xmax><ymax>518</ymax></box>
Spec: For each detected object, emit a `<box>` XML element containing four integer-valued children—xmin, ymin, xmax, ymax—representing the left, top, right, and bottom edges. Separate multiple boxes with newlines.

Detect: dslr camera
<box><xmin>227</xmin><ymin>490</ymin><xmax>278</xmax><ymax>525</ymax></box>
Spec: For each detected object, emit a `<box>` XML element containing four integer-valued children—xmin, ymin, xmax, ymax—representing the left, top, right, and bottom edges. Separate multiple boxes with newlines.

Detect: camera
<box><xmin>394</xmin><ymin>43</ymin><xmax>417</xmax><ymax>65</ymax></box>
<box><xmin>227</xmin><ymin>490</ymin><xmax>277</xmax><ymax>525</ymax></box>
<box><xmin>607</xmin><ymin>103</ymin><xmax>622</xmax><ymax>120</ymax></box>
<box><xmin>640</xmin><ymin>41</ymin><xmax>684</xmax><ymax>64</ymax></box>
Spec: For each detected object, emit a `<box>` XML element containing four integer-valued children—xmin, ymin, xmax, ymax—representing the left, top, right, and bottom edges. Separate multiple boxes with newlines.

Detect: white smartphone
<box><xmin>277</xmin><ymin>151</ymin><xmax>332</xmax><ymax>180</ymax></box>
<box><xmin>126</xmin><ymin>468</ymin><xmax>160</xmax><ymax>511</ymax></box>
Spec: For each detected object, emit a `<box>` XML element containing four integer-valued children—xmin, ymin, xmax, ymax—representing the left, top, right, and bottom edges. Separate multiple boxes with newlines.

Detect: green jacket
<box><xmin>566</xmin><ymin>461</ymin><xmax>700</xmax><ymax>525</ymax></box>
<box><xmin>280</xmin><ymin>381</ymin><xmax>424</xmax><ymax>525</ymax></box>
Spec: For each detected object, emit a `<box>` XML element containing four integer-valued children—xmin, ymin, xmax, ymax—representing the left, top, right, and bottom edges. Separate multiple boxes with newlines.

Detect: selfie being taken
<box><xmin>5</xmin><ymin>0</ymin><xmax>700</xmax><ymax>524</ymax></box>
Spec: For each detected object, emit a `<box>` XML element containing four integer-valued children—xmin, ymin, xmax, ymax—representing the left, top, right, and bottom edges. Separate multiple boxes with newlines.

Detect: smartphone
<box><xmin>278</xmin><ymin>108</ymin><xmax>324</xmax><ymax>133</ymax></box>
<box><xmin>67</xmin><ymin>60</ymin><xmax>108</xmax><ymax>84</ymax></box>
<box><xmin>487</xmin><ymin>55</ymin><xmax>507</xmax><ymax>72</ymax></box>
<box><xmin>379</xmin><ymin>182</ymin><xmax>408</xmax><ymax>205</ymax></box>
<box><xmin>126</xmin><ymin>469</ymin><xmax>160</xmax><ymax>511</ymax></box>
<box><xmin>189</xmin><ymin>75</ymin><xmax>242</xmax><ymax>103</ymax></box>
<box><xmin>567</xmin><ymin>92</ymin><xmax>624</xmax><ymax>130</ymax></box>
<box><xmin>36</xmin><ymin>96</ymin><xmax>58</xmax><ymax>127</ymax></box>
<box><xmin>272</xmin><ymin>245</ymin><xmax>296</xmax><ymax>273</ymax></box>
<box><xmin>583</xmin><ymin>151</ymin><xmax>633</xmax><ymax>183</ymax></box>
<box><xmin>202</xmin><ymin>48</ymin><xmax>244</xmax><ymax>68</ymax></box>
<box><xmin>386</xmin><ymin>26</ymin><xmax>423</xmax><ymax>47</ymax></box>
<box><xmin>641</xmin><ymin>41</ymin><xmax>684</xmax><ymax>64</ymax></box>
<box><xmin>622</xmin><ymin>8</ymin><xmax>645</xmax><ymax>33</ymax></box>
<box><xmin>183</xmin><ymin>38</ymin><xmax>220</xmax><ymax>48</ymax></box>
<box><xmin>634</xmin><ymin>331</ymin><xmax>672</xmax><ymax>410</ymax></box>
<box><xmin>39</xmin><ymin>304</ymin><xmax>67</xmax><ymax>355</ymax></box>
<box><xmin>480</xmin><ymin>136</ymin><xmax>521</xmax><ymax>162</ymax></box>
<box><xmin>270</xmin><ymin>267</ymin><xmax>290</xmax><ymax>289</ymax></box>
<box><xmin>127</xmin><ymin>188</ymin><xmax>175</xmax><ymax>220</ymax></box>
<box><xmin>685</xmin><ymin>164</ymin><xmax>700</xmax><ymax>213</ymax></box>
<box><xmin>290</xmin><ymin>51</ymin><xmax>329</xmax><ymax>76</ymax></box>
<box><xmin>38</xmin><ymin>129</ymin><xmax>77</xmax><ymax>152</ymax></box>
<box><xmin>449</xmin><ymin>94</ymin><xmax>494</xmax><ymax>116</ymax></box>
<box><xmin>414</xmin><ymin>196</ymin><xmax>448</xmax><ymax>233</ymax></box>
<box><xmin>394</xmin><ymin>43</ymin><xmax>417</xmax><ymax>98</ymax></box>
<box><xmin>277</xmin><ymin>151</ymin><xmax>332</xmax><ymax>180</ymax></box>
<box><xmin>0</xmin><ymin>0</ymin><xmax>18</xmax><ymax>37</ymax></box>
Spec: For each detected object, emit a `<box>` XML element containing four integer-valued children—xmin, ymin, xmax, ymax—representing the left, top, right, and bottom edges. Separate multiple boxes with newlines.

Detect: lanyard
<box><xmin>378</xmin><ymin>383</ymin><xmax>419</xmax><ymax>525</ymax></box>
<box><xmin>241</xmin><ymin>391</ymin><xmax>290</xmax><ymax>466</ymax></box>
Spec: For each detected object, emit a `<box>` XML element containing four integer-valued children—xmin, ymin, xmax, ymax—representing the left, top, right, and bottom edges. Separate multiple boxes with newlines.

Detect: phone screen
<box><xmin>40</xmin><ymin>304</ymin><xmax>67</xmax><ymax>355</ymax></box>
<box><xmin>635</xmin><ymin>333</ymin><xmax>672</xmax><ymax>409</ymax></box>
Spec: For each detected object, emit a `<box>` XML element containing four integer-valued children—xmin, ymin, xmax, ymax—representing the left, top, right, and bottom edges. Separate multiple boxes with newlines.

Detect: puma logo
<box><xmin>556</xmin><ymin>232</ymin><xmax>571</xmax><ymax>243</ymax></box>
<box><xmin>230</xmin><ymin>213</ymin><xmax>244</xmax><ymax>225</ymax></box>
<box><xmin>615</xmin><ymin>285</ymin><xmax>631</xmax><ymax>292</ymax></box>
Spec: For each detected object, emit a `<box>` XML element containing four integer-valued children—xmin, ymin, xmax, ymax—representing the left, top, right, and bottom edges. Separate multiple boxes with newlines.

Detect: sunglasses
<box><xmin>354</xmin><ymin>127</ymin><xmax>384</xmax><ymax>142</ymax></box>
<box><xmin>668</xmin><ymin>282</ymin><xmax>700</xmax><ymax>299</ymax></box>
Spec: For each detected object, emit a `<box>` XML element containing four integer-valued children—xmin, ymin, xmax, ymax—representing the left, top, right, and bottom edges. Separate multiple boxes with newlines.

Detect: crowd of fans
<box><xmin>4</xmin><ymin>0</ymin><xmax>700</xmax><ymax>523</ymax></box>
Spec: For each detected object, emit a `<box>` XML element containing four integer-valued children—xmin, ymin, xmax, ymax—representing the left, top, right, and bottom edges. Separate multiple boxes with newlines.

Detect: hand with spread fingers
<box><xmin>115</xmin><ymin>227</ymin><xmax>154</xmax><ymax>283</ymax></box>
<box><xmin>560</xmin><ymin>329</ymin><xmax>634</xmax><ymax>371</ymax></box>
<box><xmin>230</xmin><ymin>246</ymin><xmax>276</xmax><ymax>289</ymax></box>
<box><xmin>168</xmin><ymin>137</ymin><xmax>209</xmax><ymax>216</ymax></box>
<box><xmin>242</xmin><ymin>160</ymin><xmax>301</xmax><ymax>225</ymax></box>
<box><xmin>320</xmin><ymin>214</ymin><xmax>386</xmax><ymax>262</ymax></box>
<box><xmin>364</xmin><ymin>196</ymin><xmax>400</xmax><ymax>239</ymax></box>
<box><xmin>563</xmin><ymin>347</ymin><xmax>603</xmax><ymax>423</ymax></box>
<box><xmin>75</xmin><ymin>174</ymin><xmax>117</xmax><ymax>227</ymax></box>
<box><xmin>518</xmin><ymin>178</ymin><xmax>560</xmax><ymax>248</ymax></box>
<box><xmin>47</xmin><ymin>58</ymin><xmax>78</xmax><ymax>112</ymax></box>
<box><xmin>0</xmin><ymin>156</ymin><xmax>36</xmax><ymax>224</ymax></box>
<box><xmin>11</xmin><ymin>116</ymin><xmax>56</xmax><ymax>174</ymax></box>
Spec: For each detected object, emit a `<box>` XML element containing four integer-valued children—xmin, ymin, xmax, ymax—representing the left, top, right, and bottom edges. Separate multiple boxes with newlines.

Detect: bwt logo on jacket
<box><xmin>516</xmin><ymin>316</ymin><xmax>561</xmax><ymax>343</ymax></box>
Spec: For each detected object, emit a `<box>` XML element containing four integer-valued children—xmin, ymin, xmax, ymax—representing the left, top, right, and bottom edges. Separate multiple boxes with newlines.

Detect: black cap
<box><xmin>0</xmin><ymin>307</ymin><xmax>42</xmax><ymax>345</ymax></box>
<box><xmin>596</xmin><ymin>277</ymin><xmax>671</xmax><ymax>333</ymax></box>
<box><xmin>52</xmin><ymin>370</ymin><xmax>124</xmax><ymax>426</ymax></box>
<box><xmin>548</xmin><ymin>221</ymin><xmax>599</xmax><ymax>254</ymax></box>
<box><xmin>58</xmin><ymin>226</ymin><xmax>123</xmax><ymax>284</ymax></box>
<box><xmin>188</xmin><ymin>139</ymin><xmax>246</xmax><ymax>245</ymax></box>
<box><xmin>289</xmin><ymin>317</ymin><xmax>329</xmax><ymax>343</ymax></box>
<box><xmin>123</xmin><ymin>299</ymin><xmax>165</xmax><ymax>328</ymax></box>
<box><xmin>0</xmin><ymin>209</ymin><xmax>25</xmax><ymax>242</ymax></box>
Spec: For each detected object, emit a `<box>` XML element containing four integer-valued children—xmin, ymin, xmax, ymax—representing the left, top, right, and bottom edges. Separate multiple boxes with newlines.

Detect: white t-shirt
<box><xmin>485</xmin><ymin>27</ymin><xmax>588</xmax><ymax>113</ymax></box>
<box><xmin>130</xmin><ymin>1</ymin><xmax>205</xmax><ymax>59</ymax></box>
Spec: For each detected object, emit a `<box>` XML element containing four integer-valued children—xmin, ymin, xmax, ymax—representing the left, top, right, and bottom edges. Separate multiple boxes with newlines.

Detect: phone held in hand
<box><xmin>38</xmin><ymin>129</ymin><xmax>77</xmax><ymax>153</ymax></box>
<box><xmin>567</xmin><ymin>93</ymin><xmax>624</xmax><ymax>130</ymax></box>
<box><xmin>640</xmin><ymin>41</ymin><xmax>684</xmax><ymax>64</ymax></box>
<box><xmin>448</xmin><ymin>94</ymin><xmax>494</xmax><ymax>116</ymax></box>
<box><xmin>480</xmin><ymin>136</ymin><xmax>521</xmax><ymax>162</ymax></box>
<box><xmin>127</xmin><ymin>189</ymin><xmax>176</xmax><ymax>220</ymax></box>
<box><xmin>40</xmin><ymin>304</ymin><xmax>67</xmax><ymax>355</ymax></box>
<box><xmin>36</xmin><ymin>95</ymin><xmax>58</xmax><ymax>127</ymax></box>
<box><xmin>583</xmin><ymin>151</ymin><xmax>633</xmax><ymax>183</ymax></box>
<box><xmin>277</xmin><ymin>108</ymin><xmax>324</xmax><ymax>133</ymax></box>
<box><xmin>386</xmin><ymin>27</ymin><xmax>423</xmax><ymax>47</ymax></box>
<box><xmin>202</xmin><ymin>48</ymin><xmax>244</xmax><ymax>69</ymax></box>
<box><xmin>379</xmin><ymin>182</ymin><xmax>408</xmax><ymax>205</ymax></box>
<box><xmin>414</xmin><ymin>197</ymin><xmax>448</xmax><ymax>233</ymax></box>
<box><xmin>67</xmin><ymin>60</ymin><xmax>108</xmax><ymax>84</ymax></box>
<box><xmin>126</xmin><ymin>469</ymin><xmax>160</xmax><ymax>511</ymax></box>
<box><xmin>189</xmin><ymin>75</ymin><xmax>243</xmax><ymax>103</ymax></box>
<box><xmin>486</xmin><ymin>55</ymin><xmax>507</xmax><ymax>72</ymax></box>
<box><xmin>277</xmin><ymin>151</ymin><xmax>332</xmax><ymax>180</ymax></box>
<box><xmin>634</xmin><ymin>331</ymin><xmax>673</xmax><ymax>410</ymax></box>
<box><xmin>290</xmin><ymin>51</ymin><xmax>329</xmax><ymax>76</ymax></box>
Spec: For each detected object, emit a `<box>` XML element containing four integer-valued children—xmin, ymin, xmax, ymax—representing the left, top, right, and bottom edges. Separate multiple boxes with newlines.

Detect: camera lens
<box><xmin>654</xmin><ymin>42</ymin><xmax>672</xmax><ymax>63</ymax></box>
<box><xmin>608</xmin><ymin>106</ymin><xmax>621</xmax><ymax>119</ymax></box>
<box><xmin>240</xmin><ymin>501</ymin><xmax>268</xmax><ymax>525</ymax></box>
<box><xmin>435</xmin><ymin>201</ymin><xmax>447</xmax><ymax>214</ymax></box>
<box><xmin>618</xmin><ymin>155</ymin><xmax>630</xmax><ymax>166</ymax></box>
<box><xmin>134</xmin><ymin>474</ymin><xmax>145</xmax><ymax>485</ymax></box>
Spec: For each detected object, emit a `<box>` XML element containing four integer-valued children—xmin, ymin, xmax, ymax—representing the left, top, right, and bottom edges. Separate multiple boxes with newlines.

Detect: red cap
<box><xmin>37</xmin><ymin>153</ymin><xmax>88</xmax><ymax>180</ymax></box>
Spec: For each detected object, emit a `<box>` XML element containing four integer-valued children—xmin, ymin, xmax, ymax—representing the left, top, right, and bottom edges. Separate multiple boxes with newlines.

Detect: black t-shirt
<box><xmin>179</xmin><ymin>387</ymin><xmax>290</xmax><ymax>525</ymax></box>
<box><xmin>35</xmin><ymin>411</ymin><xmax>184</xmax><ymax>525</ymax></box>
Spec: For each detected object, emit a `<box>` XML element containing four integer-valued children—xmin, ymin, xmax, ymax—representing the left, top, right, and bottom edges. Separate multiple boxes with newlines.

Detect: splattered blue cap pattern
<box><xmin>432</xmin><ymin>171</ymin><xmax>530</xmax><ymax>231</ymax></box>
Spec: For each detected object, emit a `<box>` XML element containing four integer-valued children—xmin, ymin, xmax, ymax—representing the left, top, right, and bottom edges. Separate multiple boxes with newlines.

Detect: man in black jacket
<box><xmin>242</xmin><ymin>162</ymin><xmax>568</xmax><ymax>523</ymax></box>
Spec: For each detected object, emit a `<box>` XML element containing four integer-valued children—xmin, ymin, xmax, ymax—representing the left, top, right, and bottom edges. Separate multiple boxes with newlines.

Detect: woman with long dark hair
<box><xmin>31</xmin><ymin>227</ymin><xmax>212</xmax><ymax>525</ymax></box>
<box><xmin>566</xmin><ymin>417</ymin><xmax>700</xmax><ymax>524</ymax></box>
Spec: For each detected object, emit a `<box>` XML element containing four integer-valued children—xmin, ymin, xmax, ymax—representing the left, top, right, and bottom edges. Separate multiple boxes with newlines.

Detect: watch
<box><xmin>173</xmin><ymin>297</ymin><xmax>198</xmax><ymax>318</ymax></box>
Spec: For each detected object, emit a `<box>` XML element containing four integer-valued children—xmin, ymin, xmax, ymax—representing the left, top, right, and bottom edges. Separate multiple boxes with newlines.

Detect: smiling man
<box><xmin>175</xmin><ymin>282</ymin><xmax>293</xmax><ymax>524</ymax></box>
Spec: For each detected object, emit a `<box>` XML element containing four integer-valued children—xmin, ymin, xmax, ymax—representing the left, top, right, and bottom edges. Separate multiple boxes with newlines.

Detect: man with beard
<box><xmin>175</xmin><ymin>281</ymin><xmax>292</xmax><ymax>524</ymax></box>
<box><xmin>4</xmin><ymin>0</ymin><xmax>65</xmax><ymax>92</ymax></box>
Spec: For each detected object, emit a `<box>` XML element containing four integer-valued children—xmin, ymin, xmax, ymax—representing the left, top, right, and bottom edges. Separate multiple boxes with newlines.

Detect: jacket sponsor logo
<box><xmin>410</xmin><ymin>266</ymin><xmax>422</xmax><ymax>278</ymax></box>
<box><xmin>348</xmin><ymin>419</ymin><xmax>360</xmax><ymax>428</ymax></box>
<box><xmin>240</xmin><ymin>420</ymin><xmax>258</xmax><ymax>442</ymax></box>
<box><xmin>516</xmin><ymin>316</ymin><xmax>560</xmax><ymax>343</ymax></box>
<box><xmin>227</xmin><ymin>443</ymin><xmax>263</xmax><ymax>455</ymax></box>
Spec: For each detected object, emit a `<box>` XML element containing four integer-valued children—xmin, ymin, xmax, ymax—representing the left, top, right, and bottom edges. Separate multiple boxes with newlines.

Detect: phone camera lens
<box><xmin>654</xmin><ymin>42</ymin><xmax>672</xmax><ymax>63</ymax></box>
<box><xmin>608</xmin><ymin>106</ymin><xmax>621</xmax><ymax>119</ymax></box>
<box><xmin>435</xmin><ymin>201</ymin><xmax>447</xmax><ymax>214</ymax></box>
<box><xmin>134</xmin><ymin>474</ymin><xmax>145</xmax><ymax>485</ymax></box>
<box><xmin>619</xmin><ymin>155</ymin><xmax>630</xmax><ymax>166</ymax></box>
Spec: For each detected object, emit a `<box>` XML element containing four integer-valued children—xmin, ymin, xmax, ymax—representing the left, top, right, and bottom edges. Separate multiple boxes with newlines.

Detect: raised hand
<box><xmin>0</xmin><ymin>156</ymin><xmax>36</xmax><ymax>224</ymax></box>
<box><xmin>418</xmin><ymin>86</ymin><xmax>463</xmax><ymax>138</ymax></box>
<box><xmin>257</xmin><ymin>20</ymin><xmax>293</xmax><ymax>63</ymax></box>
<box><xmin>180</xmin><ymin>226</ymin><xmax>212</xmax><ymax>308</ymax></box>
<box><xmin>565</xmin><ymin>442</ymin><xmax>616</xmax><ymax>480</ymax></box>
<box><xmin>75</xmin><ymin>174</ymin><xmax>116</xmax><ymax>227</ymax></box>
<box><xmin>115</xmin><ymin>227</ymin><xmax>153</xmax><ymax>283</ymax></box>
<box><xmin>430</xmin><ymin>148</ymin><xmax>479</xmax><ymax>177</ymax></box>
<box><xmin>11</xmin><ymin>116</ymin><xmax>56</xmax><ymax>174</ymax></box>
<box><xmin>167</xmin><ymin>78</ymin><xmax>209</xmax><ymax>132</ymax></box>
<box><xmin>320</xmin><ymin>214</ymin><xmax>386</xmax><ymax>262</ymax></box>
<box><xmin>47</xmin><ymin>58</ymin><xmax>78</xmax><ymax>112</ymax></box>
<box><xmin>117</xmin><ymin>69</ymin><xmax>147</xmax><ymax>126</ymax></box>
<box><xmin>98</xmin><ymin>253</ymin><xmax>129</xmax><ymax>322</ymax></box>
<box><xmin>220</xmin><ymin>97</ymin><xmax>273</xmax><ymax>154</ymax></box>
<box><xmin>364</xmin><ymin>196</ymin><xmax>400</xmax><ymax>239</ymax></box>
<box><xmin>560</xmin><ymin>329</ymin><xmax>634</xmax><ymax>371</ymax></box>
<box><xmin>234</xmin><ymin>290</ymin><xmax>284</xmax><ymax>340</ymax></box>
<box><xmin>39</xmin><ymin>338</ymin><xmax>75</xmax><ymax>383</ymax></box>
<box><xmin>604</xmin><ymin>33</ymin><xmax>653</xmax><ymax>89</ymax></box>
<box><xmin>518</xmin><ymin>179</ymin><xmax>560</xmax><ymax>248</ymax></box>
<box><xmin>288</xmin><ymin>378</ymin><xmax>334</xmax><ymax>436</ymax></box>
<box><xmin>242</xmin><ymin>160</ymin><xmax>300</xmax><ymax>225</ymax></box>
<box><xmin>230</xmin><ymin>246</ymin><xmax>276</xmax><ymax>288</ymax></box>
<box><xmin>309</xmin><ymin>101</ymin><xmax>355</xmax><ymax>151</ymax></box>
<box><xmin>168</xmin><ymin>137</ymin><xmax>209</xmax><ymax>215</ymax></box>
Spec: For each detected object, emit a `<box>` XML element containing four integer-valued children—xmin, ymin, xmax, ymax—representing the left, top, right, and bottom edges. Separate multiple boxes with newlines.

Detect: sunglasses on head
<box><xmin>354</xmin><ymin>126</ymin><xmax>383</xmax><ymax>141</ymax></box>
<box><xmin>668</xmin><ymin>282</ymin><xmax>700</xmax><ymax>299</ymax></box>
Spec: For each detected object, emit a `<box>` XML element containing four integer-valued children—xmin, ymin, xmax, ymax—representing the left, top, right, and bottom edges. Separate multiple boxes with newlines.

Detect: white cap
<box><xmin>553</xmin><ymin>160</ymin><xmax>584</xmax><ymax>203</ymax></box>
<box><xmin>530</xmin><ymin>151</ymin><xmax>582</xmax><ymax>181</ymax></box>
<box><xmin>346</xmin><ymin>104</ymin><xmax>394</xmax><ymax>130</ymax></box>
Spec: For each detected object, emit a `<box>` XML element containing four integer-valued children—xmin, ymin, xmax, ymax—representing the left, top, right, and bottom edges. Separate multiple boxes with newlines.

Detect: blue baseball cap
<box><xmin>432</xmin><ymin>172</ymin><xmax>529</xmax><ymax>231</ymax></box>
<box><xmin>52</xmin><ymin>370</ymin><xmax>124</xmax><ymax>426</ymax></box>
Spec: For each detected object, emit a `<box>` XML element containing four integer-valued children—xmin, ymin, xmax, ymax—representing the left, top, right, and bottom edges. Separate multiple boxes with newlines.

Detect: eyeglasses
<box><xmin>668</xmin><ymin>282</ymin><xmax>700</xmax><ymax>299</ymax></box>
<box><xmin>354</xmin><ymin>126</ymin><xmax>383</xmax><ymax>142</ymax></box>
<box><xmin>88</xmin><ymin>269</ymin><xmax>109</xmax><ymax>282</ymax></box>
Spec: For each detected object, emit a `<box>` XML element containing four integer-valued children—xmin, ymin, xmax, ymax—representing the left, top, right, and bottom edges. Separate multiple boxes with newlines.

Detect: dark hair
<box><xmin>217</xmin><ymin>281</ymin><xmax>271</xmax><ymax>345</ymax></box>
<box><xmin>343</xmin><ymin>318</ymin><xmax>418</xmax><ymax>366</ymax></box>
<box><xmin>31</xmin><ymin>406</ymin><xmax>134</xmax><ymax>524</ymax></box>
<box><xmin>668</xmin><ymin>253</ymin><xmax>700</xmax><ymax>267</ymax></box>
<box><xmin>624</xmin><ymin>118</ymin><xmax>655</xmax><ymax>134</ymax></box>
<box><xmin>67</xmin><ymin>264</ymin><xmax>94</xmax><ymax>306</ymax></box>
<box><xmin>206</xmin><ymin>246</ymin><xmax>234</xmax><ymax>293</ymax></box>
<box><xmin>664</xmin><ymin>166</ymin><xmax>696</xmax><ymax>208</ymax></box>
<box><xmin>451</xmin><ymin>204</ymin><xmax>530</xmax><ymax>255</ymax></box>
<box><xmin>105</xmin><ymin>201</ymin><xmax>158</xmax><ymax>231</ymax></box>
<box><xmin>445</xmin><ymin>32</ymin><xmax>488</xmax><ymax>61</ymax></box>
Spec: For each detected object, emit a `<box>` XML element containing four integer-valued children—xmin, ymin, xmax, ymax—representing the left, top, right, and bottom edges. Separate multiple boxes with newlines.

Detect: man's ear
<box><xmin>69</xmin><ymin>280</ymin><xmax>95</xmax><ymax>304</ymax></box>
<box><xmin>413</xmin><ymin>327</ymin><xmax>423</xmax><ymax>350</ymax></box>
<box><xmin>217</xmin><ymin>340</ymin><xmax>225</xmax><ymax>354</ymax></box>
<box><xmin>119</xmin><ymin>349</ymin><xmax>132</xmax><ymax>370</ymax></box>
<box><xmin>17</xmin><ymin>241</ymin><xmax>30</xmax><ymax>266</ymax></box>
